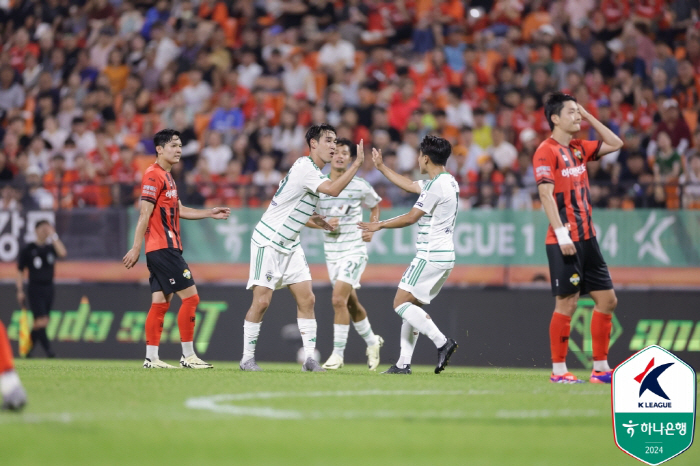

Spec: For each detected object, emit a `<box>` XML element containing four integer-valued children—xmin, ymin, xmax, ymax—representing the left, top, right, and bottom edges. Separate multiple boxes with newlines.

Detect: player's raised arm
<box><xmin>123</xmin><ymin>199</ymin><xmax>154</xmax><ymax>268</ymax></box>
<box><xmin>179</xmin><ymin>201</ymin><xmax>231</xmax><ymax>220</ymax></box>
<box><xmin>372</xmin><ymin>148</ymin><xmax>421</xmax><ymax>194</ymax></box>
<box><xmin>358</xmin><ymin>208</ymin><xmax>424</xmax><ymax>232</ymax></box>
<box><xmin>316</xmin><ymin>139</ymin><xmax>366</xmax><ymax>197</ymax></box>
<box><xmin>578</xmin><ymin>104</ymin><xmax>623</xmax><ymax>157</ymax></box>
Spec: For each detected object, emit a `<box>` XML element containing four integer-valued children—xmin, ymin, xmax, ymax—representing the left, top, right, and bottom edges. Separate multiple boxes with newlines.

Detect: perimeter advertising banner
<box><xmin>129</xmin><ymin>208</ymin><xmax>700</xmax><ymax>267</ymax></box>
<box><xmin>2</xmin><ymin>284</ymin><xmax>699</xmax><ymax>369</ymax></box>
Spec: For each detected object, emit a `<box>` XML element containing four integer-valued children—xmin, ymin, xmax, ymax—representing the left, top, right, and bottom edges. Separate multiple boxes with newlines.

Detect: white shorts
<box><xmin>247</xmin><ymin>243</ymin><xmax>312</xmax><ymax>290</ymax></box>
<box><xmin>326</xmin><ymin>255</ymin><xmax>367</xmax><ymax>289</ymax></box>
<box><xmin>397</xmin><ymin>257</ymin><xmax>452</xmax><ymax>304</ymax></box>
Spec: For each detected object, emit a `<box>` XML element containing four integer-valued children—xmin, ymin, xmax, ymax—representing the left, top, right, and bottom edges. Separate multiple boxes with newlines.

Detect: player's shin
<box><xmin>297</xmin><ymin>318</ymin><xmax>318</xmax><ymax>360</ymax></box>
<box><xmin>397</xmin><ymin>320</ymin><xmax>418</xmax><ymax>368</ymax></box>
<box><xmin>591</xmin><ymin>309</ymin><xmax>613</xmax><ymax>372</ymax></box>
<box><xmin>332</xmin><ymin>324</ymin><xmax>349</xmax><ymax>357</ymax></box>
<box><xmin>549</xmin><ymin>312</ymin><xmax>571</xmax><ymax>375</ymax></box>
<box><xmin>242</xmin><ymin>320</ymin><xmax>262</xmax><ymax>363</ymax></box>
<box><xmin>395</xmin><ymin>303</ymin><xmax>447</xmax><ymax>348</ymax></box>
<box><xmin>353</xmin><ymin>317</ymin><xmax>378</xmax><ymax>347</ymax></box>
<box><xmin>0</xmin><ymin>321</ymin><xmax>14</xmax><ymax>374</ymax></box>
<box><xmin>145</xmin><ymin>302</ymin><xmax>170</xmax><ymax>360</ymax></box>
<box><xmin>178</xmin><ymin>295</ymin><xmax>199</xmax><ymax>357</ymax></box>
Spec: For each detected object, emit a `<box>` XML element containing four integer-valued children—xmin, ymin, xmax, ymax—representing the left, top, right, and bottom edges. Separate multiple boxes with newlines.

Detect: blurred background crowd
<box><xmin>1</xmin><ymin>0</ymin><xmax>700</xmax><ymax>212</ymax></box>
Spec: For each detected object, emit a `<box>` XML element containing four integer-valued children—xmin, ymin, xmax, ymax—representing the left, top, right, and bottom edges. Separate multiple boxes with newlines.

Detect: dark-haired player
<box><xmin>17</xmin><ymin>220</ymin><xmax>67</xmax><ymax>358</ymax></box>
<box><xmin>359</xmin><ymin>135</ymin><xmax>459</xmax><ymax>375</ymax></box>
<box><xmin>310</xmin><ymin>138</ymin><xmax>384</xmax><ymax>371</ymax></box>
<box><xmin>123</xmin><ymin>129</ymin><xmax>231</xmax><ymax>369</ymax></box>
<box><xmin>240</xmin><ymin>124</ymin><xmax>364</xmax><ymax>372</ymax></box>
<box><xmin>534</xmin><ymin>92</ymin><xmax>623</xmax><ymax>384</ymax></box>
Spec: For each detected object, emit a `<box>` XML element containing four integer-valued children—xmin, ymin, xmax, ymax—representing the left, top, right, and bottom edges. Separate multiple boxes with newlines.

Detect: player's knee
<box><xmin>255</xmin><ymin>294</ymin><xmax>272</xmax><ymax>310</ymax></box>
<box><xmin>605</xmin><ymin>294</ymin><xmax>618</xmax><ymax>313</ymax></box>
<box><xmin>331</xmin><ymin>293</ymin><xmax>347</xmax><ymax>310</ymax></box>
<box><xmin>300</xmin><ymin>292</ymin><xmax>316</xmax><ymax>310</ymax></box>
<box><xmin>186</xmin><ymin>293</ymin><xmax>200</xmax><ymax>305</ymax></box>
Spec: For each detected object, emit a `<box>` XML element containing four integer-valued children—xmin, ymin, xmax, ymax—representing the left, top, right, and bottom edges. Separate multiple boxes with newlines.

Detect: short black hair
<box><xmin>35</xmin><ymin>220</ymin><xmax>50</xmax><ymax>230</ymax></box>
<box><xmin>335</xmin><ymin>138</ymin><xmax>355</xmax><ymax>157</ymax></box>
<box><xmin>154</xmin><ymin>129</ymin><xmax>181</xmax><ymax>149</ymax></box>
<box><xmin>305</xmin><ymin>124</ymin><xmax>336</xmax><ymax>148</ymax></box>
<box><xmin>544</xmin><ymin>92</ymin><xmax>577</xmax><ymax>130</ymax></box>
<box><xmin>418</xmin><ymin>135</ymin><xmax>452</xmax><ymax>166</ymax></box>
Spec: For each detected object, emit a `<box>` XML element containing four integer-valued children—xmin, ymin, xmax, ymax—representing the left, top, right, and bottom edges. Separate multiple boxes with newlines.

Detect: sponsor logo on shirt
<box><xmin>536</xmin><ymin>166</ymin><xmax>552</xmax><ymax>175</ymax></box>
<box><xmin>164</xmin><ymin>189</ymin><xmax>178</xmax><ymax>199</ymax></box>
<box><xmin>561</xmin><ymin>165</ymin><xmax>587</xmax><ymax>177</ymax></box>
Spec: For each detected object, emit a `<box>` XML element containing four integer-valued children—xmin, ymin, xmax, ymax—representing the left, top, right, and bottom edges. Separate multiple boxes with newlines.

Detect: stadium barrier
<box><xmin>2</xmin><ymin>283</ymin><xmax>698</xmax><ymax>369</ymax></box>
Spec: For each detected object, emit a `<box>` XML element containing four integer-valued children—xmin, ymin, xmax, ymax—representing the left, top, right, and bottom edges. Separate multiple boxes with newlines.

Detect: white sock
<box><xmin>552</xmin><ymin>362</ymin><xmax>568</xmax><ymax>375</ymax></box>
<box><xmin>332</xmin><ymin>324</ymin><xmax>349</xmax><ymax>357</ymax></box>
<box><xmin>0</xmin><ymin>370</ymin><xmax>21</xmax><ymax>396</ymax></box>
<box><xmin>395</xmin><ymin>303</ymin><xmax>447</xmax><ymax>348</ymax></box>
<box><xmin>242</xmin><ymin>320</ymin><xmax>261</xmax><ymax>363</ymax></box>
<box><xmin>181</xmin><ymin>341</ymin><xmax>195</xmax><ymax>358</ymax></box>
<box><xmin>146</xmin><ymin>345</ymin><xmax>159</xmax><ymax>361</ymax></box>
<box><xmin>352</xmin><ymin>317</ymin><xmax>379</xmax><ymax>347</ymax></box>
<box><xmin>297</xmin><ymin>318</ymin><xmax>318</xmax><ymax>360</ymax></box>
<box><xmin>397</xmin><ymin>320</ymin><xmax>419</xmax><ymax>368</ymax></box>
<box><xmin>593</xmin><ymin>360</ymin><xmax>611</xmax><ymax>372</ymax></box>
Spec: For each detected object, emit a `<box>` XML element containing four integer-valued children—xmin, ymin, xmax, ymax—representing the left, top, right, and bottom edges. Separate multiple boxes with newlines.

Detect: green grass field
<box><xmin>0</xmin><ymin>360</ymin><xmax>697</xmax><ymax>466</ymax></box>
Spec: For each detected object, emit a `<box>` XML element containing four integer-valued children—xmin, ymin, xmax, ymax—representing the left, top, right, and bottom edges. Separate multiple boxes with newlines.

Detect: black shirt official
<box><xmin>16</xmin><ymin>220</ymin><xmax>67</xmax><ymax>357</ymax></box>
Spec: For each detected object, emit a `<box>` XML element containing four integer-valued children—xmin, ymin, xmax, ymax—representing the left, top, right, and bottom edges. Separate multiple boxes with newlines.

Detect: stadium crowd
<box><xmin>1</xmin><ymin>0</ymin><xmax>700</xmax><ymax>212</ymax></box>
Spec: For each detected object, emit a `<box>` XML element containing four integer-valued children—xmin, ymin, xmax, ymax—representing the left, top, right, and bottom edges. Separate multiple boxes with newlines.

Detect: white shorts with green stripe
<box><xmin>397</xmin><ymin>257</ymin><xmax>452</xmax><ymax>304</ymax></box>
<box><xmin>246</xmin><ymin>242</ymin><xmax>311</xmax><ymax>291</ymax></box>
<box><xmin>326</xmin><ymin>255</ymin><xmax>367</xmax><ymax>289</ymax></box>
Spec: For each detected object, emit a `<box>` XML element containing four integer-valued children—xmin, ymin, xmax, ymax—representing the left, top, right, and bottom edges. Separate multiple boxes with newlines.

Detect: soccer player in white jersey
<box><xmin>359</xmin><ymin>135</ymin><xmax>459</xmax><ymax>374</ymax></box>
<box><xmin>241</xmin><ymin>124</ymin><xmax>365</xmax><ymax>372</ymax></box>
<box><xmin>309</xmin><ymin>138</ymin><xmax>384</xmax><ymax>371</ymax></box>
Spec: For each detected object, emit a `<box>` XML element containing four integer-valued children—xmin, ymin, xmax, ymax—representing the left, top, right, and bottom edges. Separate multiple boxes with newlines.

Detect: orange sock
<box><xmin>177</xmin><ymin>295</ymin><xmax>199</xmax><ymax>342</ymax></box>
<box><xmin>0</xmin><ymin>320</ymin><xmax>15</xmax><ymax>373</ymax></box>
<box><xmin>591</xmin><ymin>309</ymin><xmax>613</xmax><ymax>362</ymax></box>
<box><xmin>550</xmin><ymin>312</ymin><xmax>571</xmax><ymax>363</ymax></box>
<box><xmin>145</xmin><ymin>302</ymin><xmax>170</xmax><ymax>346</ymax></box>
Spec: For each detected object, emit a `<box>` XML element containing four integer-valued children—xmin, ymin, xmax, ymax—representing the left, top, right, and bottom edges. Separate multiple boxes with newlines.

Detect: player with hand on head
<box><xmin>358</xmin><ymin>135</ymin><xmax>459</xmax><ymax>375</ymax></box>
<box><xmin>123</xmin><ymin>129</ymin><xmax>231</xmax><ymax>369</ymax></box>
<box><xmin>534</xmin><ymin>92</ymin><xmax>623</xmax><ymax>384</ymax></box>
<box><xmin>241</xmin><ymin>124</ymin><xmax>364</xmax><ymax>372</ymax></box>
<box><xmin>308</xmin><ymin>138</ymin><xmax>384</xmax><ymax>371</ymax></box>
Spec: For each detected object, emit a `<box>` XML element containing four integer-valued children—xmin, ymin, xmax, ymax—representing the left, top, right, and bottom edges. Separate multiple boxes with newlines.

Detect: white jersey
<box><xmin>251</xmin><ymin>156</ymin><xmax>327</xmax><ymax>253</ymax></box>
<box><xmin>413</xmin><ymin>172</ymin><xmax>459</xmax><ymax>269</ymax></box>
<box><xmin>316</xmin><ymin>176</ymin><xmax>381</xmax><ymax>262</ymax></box>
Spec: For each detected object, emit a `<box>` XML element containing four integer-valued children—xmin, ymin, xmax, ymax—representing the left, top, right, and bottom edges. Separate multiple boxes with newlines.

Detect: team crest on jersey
<box><xmin>183</xmin><ymin>269</ymin><xmax>191</xmax><ymax>279</ymax></box>
<box><xmin>573</xmin><ymin>149</ymin><xmax>582</xmax><ymax>160</ymax></box>
<box><xmin>569</xmin><ymin>273</ymin><xmax>580</xmax><ymax>286</ymax></box>
<box><xmin>265</xmin><ymin>270</ymin><xmax>273</xmax><ymax>282</ymax></box>
<box><xmin>169</xmin><ymin>278</ymin><xmax>176</xmax><ymax>285</ymax></box>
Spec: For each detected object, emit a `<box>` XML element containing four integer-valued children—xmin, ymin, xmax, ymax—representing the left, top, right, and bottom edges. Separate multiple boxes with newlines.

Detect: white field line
<box><xmin>184</xmin><ymin>390</ymin><xmax>606</xmax><ymax>420</ymax></box>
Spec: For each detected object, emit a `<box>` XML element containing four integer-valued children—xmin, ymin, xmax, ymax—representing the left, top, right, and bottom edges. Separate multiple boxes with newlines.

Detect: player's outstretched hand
<box><xmin>371</xmin><ymin>148</ymin><xmax>383</xmax><ymax>169</ymax></box>
<box><xmin>560</xmin><ymin>243</ymin><xmax>576</xmax><ymax>256</ymax></box>
<box><xmin>122</xmin><ymin>248</ymin><xmax>140</xmax><ymax>269</ymax></box>
<box><xmin>357</xmin><ymin>221</ymin><xmax>381</xmax><ymax>233</ymax></box>
<box><xmin>354</xmin><ymin>139</ymin><xmax>364</xmax><ymax>167</ymax></box>
<box><xmin>211</xmin><ymin>207</ymin><xmax>231</xmax><ymax>219</ymax></box>
<box><xmin>311</xmin><ymin>213</ymin><xmax>334</xmax><ymax>231</ymax></box>
<box><xmin>361</xmin><ymin>231</ymin><xmax>374</xmax><ymax>242</ymax></box>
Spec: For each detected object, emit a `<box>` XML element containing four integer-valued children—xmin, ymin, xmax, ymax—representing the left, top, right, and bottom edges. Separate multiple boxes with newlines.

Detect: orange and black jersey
<box><xmin>141</xmin><ymin>163</ymin><xmax>182</xmax><ymax>253</ymax></box>
<box><xmin>533</xmin><ymin>138</ymin><xmax>603</xmax><ymax>245</ymax></box>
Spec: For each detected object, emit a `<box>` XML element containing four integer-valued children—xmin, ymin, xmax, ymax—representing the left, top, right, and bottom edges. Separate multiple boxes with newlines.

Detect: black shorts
<box><xmin>27</xmin><ymin>283</ymin><xmax>54</xmax><ymax>318</ymax></box>
<box><xmin>546</xmin><ymin>237</ymin><xmax>614</xmax><ymax>297</ymax></box>
<box><xmin>146</xmin><ymin>249</ymin><xmax>195</xmax><ymax>295</ymax></box>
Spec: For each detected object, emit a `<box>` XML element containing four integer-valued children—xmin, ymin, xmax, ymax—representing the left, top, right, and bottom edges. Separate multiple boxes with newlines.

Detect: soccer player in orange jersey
<box><xmin>533</xmin><ymin>92</ymin><xmax>623</xmax><ymax>384</ymax></box>
<box><xmin>0</xmin><ymin>320</ymin><xmax>27</xmax><ymax>410</ymax></box>
<box><xmin>123</xmin><ymin>129</ymin><xmax>230</xmax><ymax>369</ymax></box>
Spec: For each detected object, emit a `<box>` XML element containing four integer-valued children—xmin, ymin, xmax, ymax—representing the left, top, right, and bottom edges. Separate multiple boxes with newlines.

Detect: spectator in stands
<box><xmin>0</xmin><ymin>184</ymin><xmax>20</xmax><ymax>211</ymax></box>
<box><xmin>648</xmin><ymin>99</ymin><xmax>692</xmax><ymax>160</ymax></box>
<box><xmin>0</xmin><ymin>65</ymin><xmax>25</xmax><ymax>120</ymax></box>
<box><xmin>209</xmin><ymin>92</ymin><xmax>245</xmax><ymax>139</ymax></box>
<box><xmin>43</xmin><ymin>154</ymin><xmax>77</xmax><ymax>209</ymax></box>
<box><xmin>282</xmin><ymin>49</ymin><xmax>316</xmax><ymax>101</ymax></box>
<box><xmin>201</xmin><ymin>130</ymin><xmax>232</xmax><ymax>176</ymax></box>
<box><xmin>24</xmin><ymin>166</ymin><xmax>54</xmax><ymax>210</ymax></box>
<box><xmin>681</xmin><ymin>153</ymin><xmax>700</xmax><ymax>208</ymax></box>
<box><xmin>71</xmin><ymin>116</ymin><xmax>97</xmax><ymax>156</ymax></box>
<box><xmin>490</xmin><ymin>126</ymin><xmax>518</xmax><ymax>172</ymax></box>
<box><xmin>217</xmin><ymin>159</ymin><xmax>250</xmax><ymax>206</ymax></box>
<box><xmin>472</xmin><ymin>108</ymin><xmax>493</xmax><ymax>149</ymax></box>
<box><xmin>252</xmin><ymin>154</ymin><xmax>283</xmax><ymax>201</ymax></box>
<box><xmin>0</xmin><ymin>152</ymin><xmax>13</xmax><ymax>185</ymax></box>
<box><xmin>181</xmin><ymin>68</ymin><xmax>212</xmax><ymax>114</ymax></box>
<box><xmin>26</xmin><ymin>136</ymin><xmax>51</xmax><ymax>174</ymax></box>
<box><xmin>318</xmin><ymin>26</ymin><xmax>355</xmax><ymax>71</ymax></box>
<box><xmin>272</xmin><ymin>109</ymin><xmax>305</xmax><ymax>154</ymax></box>
<box><xmin>653</xmin><ymin>131</ymin><xmax>683</xmax><ymax>183</ymax></box>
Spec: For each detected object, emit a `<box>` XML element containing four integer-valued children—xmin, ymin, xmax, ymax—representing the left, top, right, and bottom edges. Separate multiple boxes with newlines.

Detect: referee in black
<box><xmin>16</xmin><ymin>220</ymin><xmax>67</xmax><ymax>357</ymax></box>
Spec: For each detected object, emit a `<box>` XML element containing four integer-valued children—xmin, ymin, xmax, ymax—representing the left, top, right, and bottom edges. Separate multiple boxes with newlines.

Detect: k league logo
<box><xmin>612</xmin><ymin>345</ymin><xmax>696</xmax><ymax>465</ymax></box>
